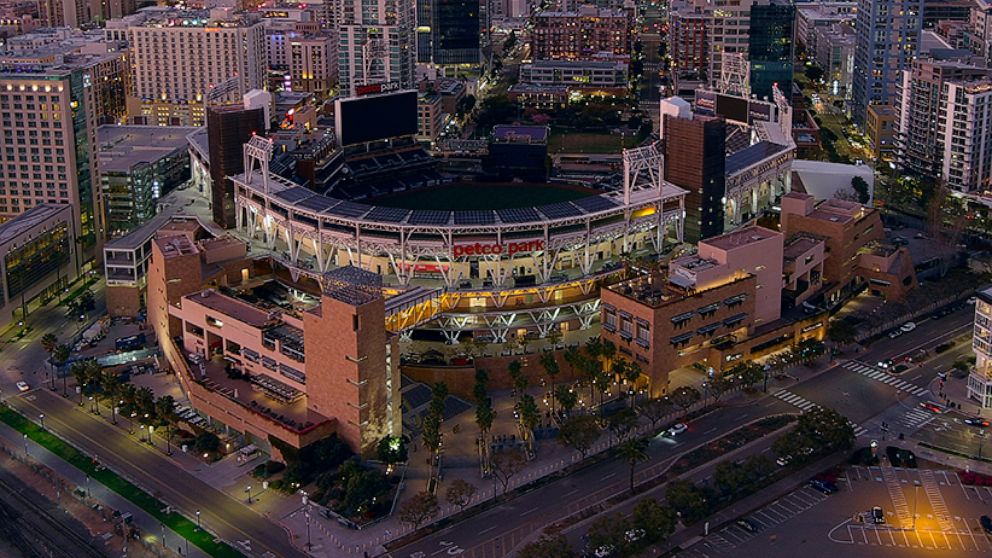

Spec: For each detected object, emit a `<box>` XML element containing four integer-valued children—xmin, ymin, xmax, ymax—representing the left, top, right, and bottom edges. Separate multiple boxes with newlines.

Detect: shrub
<box><xmin>265</xmin><ymin>460</ymin><xmax>286</xmax><ymax>475</ymax></box>
<box><xmin>935</xmin><ymin>342</ymin><xmax>953</xmax><ymax>354</ymax></box>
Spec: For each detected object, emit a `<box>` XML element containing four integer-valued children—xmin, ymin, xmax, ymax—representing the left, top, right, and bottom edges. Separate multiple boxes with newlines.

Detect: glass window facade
<box><xmin>748</xmin><ymin>2</ymin><xmax>796</xmax><ymax>102</ymax></box>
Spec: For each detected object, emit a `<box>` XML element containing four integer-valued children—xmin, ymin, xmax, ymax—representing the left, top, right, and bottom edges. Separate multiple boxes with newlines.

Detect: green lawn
<box><xmin>548</xmin><ymin>132</ymin><xmax>640</xmax><ymax>154</ymax></box>
<box><xmin>0</xmin><ymin>405</ymin><xmax>241</xmax><ymax>558</ymax></box>
<box><xmin>373</xmin><ymin>184</ymin><xmax>595</xmax><ymax>211</ymax></box>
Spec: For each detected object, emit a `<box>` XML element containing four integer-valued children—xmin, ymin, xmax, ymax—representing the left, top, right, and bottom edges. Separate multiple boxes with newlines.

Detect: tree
<box><xmin>490</xmin><ymin>448</ymin><xmax>527</xmax><ymax>497</ymax></box>
<box><xmin>508</xmin><ymin>359</ymin><xmax>527</xmax><ymax>394</ymax></box>
<box><xmin>473</xmin><ymin>368</ymin><xmax>489</xmax><ymax>405</ymax></box>
<box><xmin>539</xmin><ymin>351</ymin><xmax>560</xmax><ymax>413</ymax></box>
<box><xmin>640</xmin><ymin>397</ymin><xmax>673</xmax><ymax>426</ymax></box>
<box><xmin>558</xmin><ymin>414</ymin><xmax>600</xmax><ymax>458</ymax></box>
<box><xmin>827</xmin><ymin>319</ymin><xmax>858</xmax><ymax>346</ymax></box>
<box><xmin>53</xmin><ymin>343</ymin><xmax>71</xmax><ymax>393</ymax></box>
<box><xmin>586</xmin><ymin>514</ymin><xmax>629</xmax><ymax>555</ymax></box>
<box><xmin>804</xmin><ymin>64</ymin><xmax>825</xmax><ymax>83</ymax></box>
<box><xmin>608</xmin><ymin>408</ymin><xmax>638</xmax><ymax>445</ymax></box>
<box><xmin>518</xmin><ymin>534</ymin><xmax>574</xmax><ymax>558</ymax></box>
<box><xmin>503</xmin><ymin>30</ymin><xmax>517</xmax><ymax>52</ymax></box>
<box><xmin>194</xmin><ymin>431</ymin><xmax>220</xmax><ymax>454</ymax></box>
<box><xmin>731</xmin><ymin>361</ymin><xmax>765</xmax><ymax>391</ymax></box>
<box><xmin>456</xmin><ymin>94</ymin><xmax>476</xmax><ymax>118</ymax></box>
<box><xmin>444</xmin><ymin>479</ymin><xmax>477</xmax><ymax>512</ymax></box>
<box><xmin>618</xmin><ymin>438</ymin><xmax>650</xmax><ymax>493</ymax></box>
<box><xmin>555</xmin><ymin>385</ymin><xmax>578</xmax><ymax>415</ymax></box>
<box><xmin>397</xmin><ymin>491</ymin><xmax>440</xmax><ymax>529</ymax></box>
<box><xmin>377</xmin><ymin>435</ymin><xmax>408</xmax><ymax>466</ymax></box>
<box><xmin>670</xmin><ymin>386</ymin><xmax>701</xmax><ymax>418</ymax></box>
<box><xmin>851</xmin><ymin>176</ymin><xmax>871</xmax><ymax>204</ymax></box>
<box><xmin>707</xmin><ymin>375</ymin><xmax>732</xmax><ymax>404</ymax></box>
<box><xmin>475</xmin><ymin>398</ymin><xmax>494</xmax><ymax>439</ymax></box>
<box><xmin>665</xmin><ymin>479</ymin><xmax>712</xmax><ymax>524</ymax></box>
<box><xmin>713</xmin><ymin>460</ymin><xmax>751</xmax><ymax>495</ymax></box>
<box><xmin>41</xmin><ymin>333</ymin><xmax>58</xmax><ymax>356</ymax></box>
<box><xmin>632</xmin><ymin>498</ymin><xmax>677</xmax><ymax>543</ymax></box>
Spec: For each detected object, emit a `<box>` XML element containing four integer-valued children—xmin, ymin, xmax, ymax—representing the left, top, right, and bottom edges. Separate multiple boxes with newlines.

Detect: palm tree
<box><xmin>155</xmin><ymin>395</ymin><xmax>177</xmax><ymax>454</ymax></box>
<box><xmin>52</xmin><ymin>343</ymin><xmax>70</xmax><ymax>392</ymax></box>
<box><xmin>41</xmin><ymin>333</ymin><xmax>58</xmax><ymax>356</ymax></box>
<box><xmin>539</xmin><ymin>351</ymin><xmax>560</xmax><ymax>414</ymax></box>
<box><xmin>618</xmin><ymin>438</ymin><xmax>650</xmax><ymax>493</ymax></box>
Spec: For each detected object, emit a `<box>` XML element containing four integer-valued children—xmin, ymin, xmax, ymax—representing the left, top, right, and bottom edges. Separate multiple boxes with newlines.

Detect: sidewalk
<box><xmin>0</xmin><ymin>419</ymin><xmax>196</xmax><ymax>557</ymax></box>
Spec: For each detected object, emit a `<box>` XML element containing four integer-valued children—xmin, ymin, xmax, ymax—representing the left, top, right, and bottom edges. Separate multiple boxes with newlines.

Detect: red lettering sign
<box><xmin>452</xmin><ymin>240</ymin><xmax>545</xmax><ymax>258</ymax></box>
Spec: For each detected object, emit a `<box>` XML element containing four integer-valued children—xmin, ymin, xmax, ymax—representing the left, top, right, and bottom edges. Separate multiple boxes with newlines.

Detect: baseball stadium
<box><xmin>231</xmin><ymin>139</ymin><xmax>687</xmax><ymax>344</ymax></box>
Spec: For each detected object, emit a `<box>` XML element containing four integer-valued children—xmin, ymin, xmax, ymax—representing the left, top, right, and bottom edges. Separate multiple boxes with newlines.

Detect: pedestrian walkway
<box><xmin>900</xmin><ymin>408</ymin><xmax>937</xmax><ymax>431</ymax></box>
<box><xmin>880</xmin><ymin>465</ymin><xmax>913</xmax><ymax>530</ymax></box>
<box><xmin>770</xmin><ymin>389</ymin><xmax>867</xmax><ymax>437</ymax></box>
<box><xmin>840</xmin><ymin>361</ymin><xmax>930</xmax><ymax>398</ymax></box>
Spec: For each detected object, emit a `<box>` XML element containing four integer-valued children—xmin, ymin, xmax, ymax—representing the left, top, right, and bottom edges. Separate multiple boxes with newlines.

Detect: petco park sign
<box><xmin>452</xmin><ymin>240</ymin><xmax>544</xmax><ymax>258</ymax></box>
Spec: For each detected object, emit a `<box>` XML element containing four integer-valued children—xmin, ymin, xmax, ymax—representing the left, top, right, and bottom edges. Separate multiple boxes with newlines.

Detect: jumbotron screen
<box><xmin>714</xmin><ymin>94</ymin><xmax>749</xmax><ymax>124</ymax></box>
<box><xmin>336</xmin><ymin>90</ymin><xmax>418</xmax><ymax>146</ymax></box>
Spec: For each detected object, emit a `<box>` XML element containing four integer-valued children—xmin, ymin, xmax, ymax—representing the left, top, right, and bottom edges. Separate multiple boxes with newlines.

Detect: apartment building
<box><xmin>531</xmin><ymin>7</ymin><xmax>631</xmax><ymax>61</ymax></box>
<box><xmin>851</xmin><ymin>0</ymin><xmax>923</xmax><ymax>125</ymax></box>
<box><xmin>124</xmin><ymin>8</ymin><xmax>266</xmax><ymax>126</ymax></box>
<box><xmin>337</xmin><ymin>0</ymin><xmax>415</xmax><ymax>96</ymax></box>
<box><xmin>970</xmin><ymin>285</ymin><xmax>992</xmax><ymax>408</ymax></box>
<box><xmin>668</xmin><ymin>2</ymin><xmax>708</xmax><ymax>77</ymax></box>
<box><xmin>518</xmin><ymin>60</ymin><xmax>629</xmax><ymax>90</ymax></box>
<box><xmin>417</xmin><ymin>91</ymin><xmax>443</xmax><ymax>143</ymax></box>
<box><xmin>814</xmin><ymin>23</ymin><xmax>856</xmax><ymax>96</ymax></box>
<box><xmin>896</xmin><ymin>56</ymin><xmax>992</xmax><ymax>192</ymax></box>
<box><xmin>865</xmin><ymin>104</ymin><xmax>898</xmax><ymax>161</ymax></box>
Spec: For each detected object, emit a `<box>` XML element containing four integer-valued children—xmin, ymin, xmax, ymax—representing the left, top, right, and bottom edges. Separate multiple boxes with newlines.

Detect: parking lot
<box><xmin>679</xmin><ymin>466</ymin><xmax>992</xmax><ymax>557</ymax></box>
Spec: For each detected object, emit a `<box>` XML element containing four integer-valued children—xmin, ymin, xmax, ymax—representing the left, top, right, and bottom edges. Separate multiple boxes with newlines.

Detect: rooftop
<box><xmin>702</xmin><ymin>225</ymin><xmax>779</xmax><ymax>252</ymax></box>
<box><xmin>0</xmin><ymin>203</ymin><xmax>71</xmax><ymax>247</ymax></box>
<box><xmin>97</xmin><ymin>125</ymin><xmax>198</xmax><ymax>173</ymax></box>
<box><xmin>726</xmin><ymin>141</ymin><xmax>790</xmax><ymax>175</ymax></box>
<box><xmin>492</xmin><ymin>125</ymin><xmax>550</xmax><ymax>143</ymax></box>
<box><xmin>155</xmin><ymin>235</ymin><xmax>198</xmax><ymax>258</ymax></box>
<box><xmin>783</xmin><ymin>235</ymin><xmax>823</xmax><ymax>261</ymax></box>
<box><xmin>185</xmin><ymin>289</ymin><xmax>276</xmax><ymax>329</ymax></box>
<box><xmin>104</xmin><ymin>213</ymin><xmax>203</xmax><ymax>251</ymax></box>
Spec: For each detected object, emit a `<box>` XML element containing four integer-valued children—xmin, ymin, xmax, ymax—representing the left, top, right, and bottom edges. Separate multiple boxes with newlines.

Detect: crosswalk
<box><xmin>772</xmin><ymin>389</ymin><xmax>868</xmax><ymax>436</ymax></box>
<box><xmin>900</xmin><ymin>407</ymin><xmax>937</xmax><ymax>431</ymax></box>
<box><xmin>840</xmin><ymin>360</ymin><xmax>930</xmax><ymax>397</ymax></box>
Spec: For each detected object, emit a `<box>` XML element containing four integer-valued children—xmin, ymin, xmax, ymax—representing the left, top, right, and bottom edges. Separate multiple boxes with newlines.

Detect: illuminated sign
<box><xmin>354</xmin><ymin>81</ymin><xmax>401</xmax><ymax>96</ymax></box>
<box><xmin>452</xmin><ymin>240</ymin><xmax>544</xmax><ymax>258</ymax></box>
<box><xmin>801</xmin><ymin>321</ymin><xmax>823</xmax><ymax>334</ymax></box>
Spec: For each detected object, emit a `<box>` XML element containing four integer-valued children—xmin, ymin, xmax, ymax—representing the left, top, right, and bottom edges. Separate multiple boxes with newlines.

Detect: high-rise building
<box><xmin>0</xmin><ymin>61</ymin><xmax>102</xmax><ymax>252</ymax></box>
<box><xmin>531</xmin><ymin>6</ymin><xmax>631</xmax><ymax>61</ymax></box>
<box><xmin>970</xmin><ymin>285</ymin><xmax>992</xmax><ymax>408</ymax></box>
<box><xmin>895</xmin><ymin>56</ymin><xmax>992</xmax><ymax>191</ymax></box>
<box><xmin>851</xmin><ymin>0</ymin><xmax>923</xmax><ymax>125</ymax></box>
<box><xmin>338</xmin><ymin>0</ymin><xmax>415</xmax><ymax>95</ymax></box>
<box><xmin>420</xmin><ymin>0</ymin><xmax>480</xmax><ymax>65</ymax></box>
<box><xmin>748</xmin><ymin>1</ymin><xmax>795</xmax><ymax>101</ymax></box>
<box><xmin>662</xmin><ymin>114</ymin><xmax>726</xmax><ymax>243</ymax></box>
<box><xmin>124</xmin><ymin>8</ymin><xmax>266</xmax><ymax>126</ymax></box>
<box><xmin>206</xmin><ymin>106</ymin><xmax>266</xmax><ymax>229</ymax></box>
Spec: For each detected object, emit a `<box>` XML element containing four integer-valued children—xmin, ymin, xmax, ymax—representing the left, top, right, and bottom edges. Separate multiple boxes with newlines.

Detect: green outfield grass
<box><xmin>373</xmin><ymin>183</ymin><xmax>595</xmax><ymax>211</ymax></box>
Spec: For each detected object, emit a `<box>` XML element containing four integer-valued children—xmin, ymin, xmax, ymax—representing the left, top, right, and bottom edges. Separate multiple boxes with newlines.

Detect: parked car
<box><xmin>624</xmin><ymin>528</ymin><xmax>645</xmax><ymax>542</ymax></box>
<box><xmin>900</xmin><ymin>322</ymin><xmax>917</xmax><ymax>332</ymax></box>
<box><xmin>15</xmin><ymin>381</ymin><xmax>29</xmax><ymax>392</ymax></box>
<box><xmin>809</xmin><ymin>478</ymin><xmax>839</xmax><ymax>494</ymax></box>
<box><xmin>877</xmin><ymin>359</ymin><xmax>893</xmax><ymax>369</ymax></box>
<box><xmin>968</xmin><ymin>296</ymin><xmax>978</xmax><ymax>305</ymax></box>
<box><xmin>982</xmin><ymin>515</ymin><xmax>992</xmax><ymax>534</ymax></box>
<box><xmin>965</xmin><ymin>417</ymin><xmax>990</xmax><ymax>427</ymax></box>
<box><xmin>667</xmin><ymin>423</ymin><xmax>688</xmax><ymax>437</ymax></box>
<box><xmin>776</xmin><ymin>455</ymin><xmax>792</xmax><ymax>467</ymax></box>
<box><xmin>735</xmin><ymin>518</ymin><xmax>760</xmax><ymax>533</ymax></box>
<box><xmin>888</xmin><ymin>330</ymin><xmax>903</xmax><ymax>339</ymax></box>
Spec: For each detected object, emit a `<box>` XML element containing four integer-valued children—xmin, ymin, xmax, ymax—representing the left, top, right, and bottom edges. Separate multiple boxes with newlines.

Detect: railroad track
<box><xmin>0</xmin><ymin>470</ymin><xmax>108</xmax><ymax>558</ymax></box>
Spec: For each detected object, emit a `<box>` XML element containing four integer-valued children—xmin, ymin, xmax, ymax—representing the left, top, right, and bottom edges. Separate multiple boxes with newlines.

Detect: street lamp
<box><xmin>245</xmin><ymin>485</ymin><xmax>253</xmax><ymax>504</ymax></box>
<box><xmin>912</xmin><ymin>480</ymin><xmax>921</xmax><ymax>529</ymax></box>
<box><xmin>160</xmin><ymin>523</ymin><xmax>166</xmax><ymax>547</ymax></box>
<box><xmin>39</xmin><ymin>413</ymin><xmax>44</xmax><ymax>430</ymax></box>
<box><xmin>129</xmin><ymin>412</ymin><xmax>136</xmax><ymax>434</ymax></box>
<box><xmin>302</xmin><ymin>491</ymin><xmax>312</xmax><ymax>550</ymax></box>
<box><xmin>148</xmin><ymin>425</ymin><xmax>155</xmax><ymax>447</ymax></box>
<box><xmin>22</xmin><ymin>433</ymin><xmax>27</xmax><ymax>456</ymax></box>
<box><xmin>196</xmin><ymin>509</ymin><xmax>201</xmax><ymax>530</ymax></box>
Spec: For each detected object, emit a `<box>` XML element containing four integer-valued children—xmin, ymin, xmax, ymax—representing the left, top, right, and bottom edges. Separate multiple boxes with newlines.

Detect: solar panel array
<box><xmin>328</xmin><ymin>201</ymin><xmax>371</xmax><ymax>218</ymax></box>
<box><xmin>497</xmin><ymin>207</ymin><xmax>541</xmax><ymax>223</ymax></box>
<box><xmin>274</xmin><ymin>187</ymin><xmax>315</xmax><ymax>203</ymax></box>
<box><xmin>454</xmin><ymin>210</ymin><xmax>496</xmax><ymax>225</ymax></box>
<box><xmin>296</xmin><ymin>196</ymin><xmax>338</xmax><ymax>212</ymax></box>
<box><xmin>408</xmin><ymin>210</ymin><xmax>451</xmax><ymax>225</ymax></box>
<box><xmin>536</xmin><ymin>202</ymin><xmax>582</xmax><ymax>220</ymax></box>
<box><xmin>573</xmin><ymin>196</ymin><xmax>619</xmax><ymax>213</ymax></box>
<box><xmin>366</xmin><ymin>206</ymin><xmax>410</xmax><ymax>223</ymax></box>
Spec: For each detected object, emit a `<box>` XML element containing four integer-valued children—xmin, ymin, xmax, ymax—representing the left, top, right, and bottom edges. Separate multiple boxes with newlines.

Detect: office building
<box><xmin>531</xmin><ymin>7</ymin><xmax>631</xmax><ymax>61</ymax></box>
<box><xmin>814</xmin><ymin>23</ymin><xmax>856</xmax><ymax>96</ymax></box>
<box><xmin>795</xmin><ymin>2</ymin><xmax>857</xmax><ymax>51</ymax></box>
<box><xmin>417</xmin><ymin>91</ymin><xmax>443</xmax><ymax>143</ymax></box>
<box><xmin>599</xmin><ymin>225</ymin><xmax>785</xmax><ymax>394</ymax></box>
<box><xmin>851</xmin><ymin>0</ymin><xmax>923</xmax><ymax>125</ymax></box>
<box><xmin>206</xmin><ymin>105</ymin><xmax>267</xmax><ymax>229</ymax></box>
<box><xmin>97</xmin><ymin>126</ymin><xmax>196</xmax><ymax>237</ymax></box>
<box><xmin>662</xmin><ymin>113</ymin><xmax>726</xmax><ymax>243</ymax></box>
<box><xmin>0</xmin><ymin>203</ymin><xmax>78</xmax><ymax>327</ymax></box>
<box><xmin>418</xmin><ymin>0</ymin><xmax>480</xmax><ymax>65</ymax></box>
<box><xmin>0</xmin><ymin>59</ymin><xmax>103</xmax><ymax>251</ymax></box>
<box><xmin>338</xmin><ymin>0</ymin><xmax>416</xmax><ymax>95</ymax></box>
<box><xmin>124</xmin><ymin>8</ymin><xmax>267</xmax><ymax>126</ymax></box>
<box><xmin>970</xmin><ymin>285</ymin><xmax>992</xmax><ymax>408</ymax></box>
<box><xmin>148</xmin><ymin>233</ymin><xmax>401</xmax><ymax>456</ymax></box>
<box><xmin>518</xmin><ymin>60</ymin><xmax>629</xmax><ymax>90</ymax></box>
<box><xmin>748</xmin><ymin>1</ymin><xmax>796</xmax><ymax>101</ymax></box>
<box><xmin>896</xmin><ymin>57</ymin><xmax>992</xmax><ymax>192</ymax></box>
